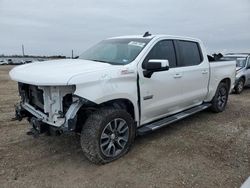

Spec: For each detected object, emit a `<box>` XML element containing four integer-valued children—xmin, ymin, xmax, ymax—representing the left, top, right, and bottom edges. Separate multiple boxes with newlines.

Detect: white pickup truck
<box><xmin>10</xmin><ymin>34</ymin><xmax>236</xmax><ymax>164</ymax></box>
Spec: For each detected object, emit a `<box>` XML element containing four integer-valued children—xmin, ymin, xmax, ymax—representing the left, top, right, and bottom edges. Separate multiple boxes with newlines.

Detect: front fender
<box><xmin>69</xmin><ymin>69</ymin><xmax>139</xmax><ymax>123</ymax></box>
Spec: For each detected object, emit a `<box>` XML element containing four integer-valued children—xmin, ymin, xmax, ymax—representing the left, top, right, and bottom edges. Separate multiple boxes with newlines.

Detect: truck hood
<box><xmin>9</xmin><ymin>59</ymin><xmax>114</xmax><ymax>85</ymax></box>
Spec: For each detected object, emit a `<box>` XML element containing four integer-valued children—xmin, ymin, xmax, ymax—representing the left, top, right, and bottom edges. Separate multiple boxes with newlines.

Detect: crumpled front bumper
<box><xmin>15</xmin><ymin>98</ymin><xmax>84</xmax><ymax>132</ymax></box>
<box><xmin>14</xmin><ymin>84</ymin><xmax>85</xmax><ymax>133</ymax></box>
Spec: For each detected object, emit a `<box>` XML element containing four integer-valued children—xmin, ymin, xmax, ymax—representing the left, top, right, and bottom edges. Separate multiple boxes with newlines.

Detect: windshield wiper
<box><xmin>81</xmin><ymin>58</ymin><xmax>122</xmax><ymax>65</ymax></box>
<box><xmin>90</xmin><ymin>59</ymin><xmax>122</xmax><ymax>65</ymax></box>
<box><xmin>89</xmin><ymin>59</ymin><xmax>112</xmax><ymax>64</ymax></box>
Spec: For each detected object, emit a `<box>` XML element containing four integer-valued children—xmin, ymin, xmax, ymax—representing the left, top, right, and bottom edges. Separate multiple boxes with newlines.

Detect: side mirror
<box><xmin>143</xmin><ymin>59</ymin><xmax>169</xmax><ymax>78</ymax></box>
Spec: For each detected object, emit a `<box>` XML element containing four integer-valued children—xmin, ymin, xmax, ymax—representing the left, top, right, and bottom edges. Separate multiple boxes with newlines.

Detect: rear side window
<box><xmin>144</xmin><ymin>40</ymin><xmax>177</xmax><ymax>68</ymax></box>
<box><xmin>176</xmin><ymin>41</ymin><xmax>202</xmax><ymax>67</ymax></box>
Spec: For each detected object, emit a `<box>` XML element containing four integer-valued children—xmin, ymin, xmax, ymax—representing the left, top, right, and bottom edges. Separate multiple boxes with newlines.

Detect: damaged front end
<box><xmin>15</xmin><ymin>83</ymin><xmax>84</xmax><ymax>135</ymax></box>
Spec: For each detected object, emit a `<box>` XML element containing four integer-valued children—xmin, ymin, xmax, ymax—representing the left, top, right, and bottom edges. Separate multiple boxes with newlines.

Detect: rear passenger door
<box><xmin>174</xmin><ymin>40</ymin><xmax>209</xmax><ymax>108</ymax></box>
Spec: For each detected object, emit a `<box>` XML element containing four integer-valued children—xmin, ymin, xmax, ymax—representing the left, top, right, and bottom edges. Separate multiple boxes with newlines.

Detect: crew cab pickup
<box><xmin>9</xmin><ymin>34</ymin><xmax>236</xmax><ymax>164</ymax></box>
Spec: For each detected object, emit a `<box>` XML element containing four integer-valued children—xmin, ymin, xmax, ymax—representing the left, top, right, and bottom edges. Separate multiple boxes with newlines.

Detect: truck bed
<box><xmin>205</xmin><ymin>60</ymin><xmax>236</xmax><ymax>102</ymax></box>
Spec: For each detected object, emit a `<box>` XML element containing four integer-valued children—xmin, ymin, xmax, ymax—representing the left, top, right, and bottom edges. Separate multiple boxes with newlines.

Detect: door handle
<box><xmin>174</xmin><ymin>73</ymin><xmax>182</xmax><ymax>78</ymax></box>
<box><xmin>202</xmin><ymin>70</ymin><xmax>208</xmax><ymax>74</ymax></box>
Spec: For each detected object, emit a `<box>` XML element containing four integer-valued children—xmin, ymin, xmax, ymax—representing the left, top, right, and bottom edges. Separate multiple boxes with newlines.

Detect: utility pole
<box><xmin>71</xmin><ymin>50</ymin><xmax>74</xmax><ymax>59</ymax></box>
<box><xmin>22</xmin><ymin>44</ymin><xmax>25</xmax><ymax>56</ymax></box>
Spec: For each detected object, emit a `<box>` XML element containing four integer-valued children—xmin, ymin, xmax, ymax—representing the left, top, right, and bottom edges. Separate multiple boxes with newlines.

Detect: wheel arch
<box><xmin>234</xmin><ymin>76</ymin><xmax>246</xmax><ymax>94</ymax></box>
<box><xmin>205</xmin><ymin>77</ymin><xmax>232</xmax><ymax>102</ymax></box>
<box><xmin>74</xmin><ymin>97</ymin><xmax>139</xmax><ymax>133</ymax></box>
<box><xmin>210</xmin><ymin>79</ymin><xmax>230</xmax><ymax>113</ymax></box>
<box><xmin>239</xmin><ymin>76</ymin><xmax>246</xmax><ymax>84</ymax></box>
<box><xmin>220</xmin><ymin>77</ymin><xmax>231</xmax><ymax>91</ymax></box>
<box><xmin>99</xmin><ymin>98</ymin><xmax>136</xmax><ymax>120</ymax></box>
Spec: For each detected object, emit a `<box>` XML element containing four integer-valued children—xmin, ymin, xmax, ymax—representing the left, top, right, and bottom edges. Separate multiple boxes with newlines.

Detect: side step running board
<box><xmin>137</xmin><ymin>103</ymin><xmax>211</xmax><ymax>136</ymax></box>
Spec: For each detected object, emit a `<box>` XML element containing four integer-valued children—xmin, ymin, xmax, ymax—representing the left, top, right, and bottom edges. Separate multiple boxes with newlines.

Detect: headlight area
<box><xmin>14</xmin><ymin>84</ymin><xmax>86</xmax><ymax>135</ymax></box>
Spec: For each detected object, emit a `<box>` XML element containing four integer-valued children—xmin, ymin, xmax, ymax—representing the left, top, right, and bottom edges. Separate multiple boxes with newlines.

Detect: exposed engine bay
<box><xmin>15</xmin><ymin>83</ymin><xmax>85</xmax><ymax>134</ymax></box>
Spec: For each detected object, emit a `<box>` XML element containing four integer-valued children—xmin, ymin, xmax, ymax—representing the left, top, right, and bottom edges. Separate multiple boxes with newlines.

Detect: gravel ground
<box><xmin>0</xmin><ymin>65</ymin><xmax>249</xmax><ymax>188</ymax></box>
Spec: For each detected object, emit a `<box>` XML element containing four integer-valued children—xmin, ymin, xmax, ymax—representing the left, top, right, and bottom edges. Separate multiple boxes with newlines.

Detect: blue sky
<box><xmin>0</xmin><ymin>0</ymin><xmax>249</xmax><ymax>56</ymax></box>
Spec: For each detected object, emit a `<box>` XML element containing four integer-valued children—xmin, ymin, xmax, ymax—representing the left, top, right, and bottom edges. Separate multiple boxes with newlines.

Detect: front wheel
<box><xmin>210</xmin><ymin>82</ymin><xmax>229</xmax><ymax>113</ymax></box>
<box><xmin>234</xmin><ymin>78</ymin><xmax>244</xmax><ymax>94</ymax></box>
<box><xmin>80</xmin><ymin>108</ymin><xmax>135</xmax><ymax>164</ymax></box>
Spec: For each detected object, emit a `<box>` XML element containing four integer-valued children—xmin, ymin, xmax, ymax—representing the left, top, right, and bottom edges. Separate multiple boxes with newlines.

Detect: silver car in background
<box><xmin>222</xmin><ymin>53</ymin><xmax>250</xmax><ymax>94</ymax></box>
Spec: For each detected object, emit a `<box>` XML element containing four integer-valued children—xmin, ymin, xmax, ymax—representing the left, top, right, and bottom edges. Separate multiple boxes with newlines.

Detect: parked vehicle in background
<box><xmin>18</xmin><ymin>60</ymin><xmax>25</xmax><ymax>65</ymax></box>
<box><xmin>222</xmin><ymin>53</ymin><xmax>250</xmax><ymax>94</ymax></box>
<box><xmin>9</xmin><ymin>34</ymin><xmax>236</xmax><ymax>164</ymax></box>
<box><xmin>7</xmin><ymin>59</ymin><xmax>13</xmax><ymax>64</ymax></box>
<box><xmin>0</xmin><ymin>59</ymin><xmax>7</xmax><ymax>65</ymax></box>
<box><xmin>24</xmin><ymin>60</ymin><xmax>33</xmax><ymax>64</ymax></box>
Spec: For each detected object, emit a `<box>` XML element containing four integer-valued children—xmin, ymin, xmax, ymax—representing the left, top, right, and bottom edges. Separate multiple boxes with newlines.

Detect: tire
<box><xmin>234</xmin><ymin>78</ymin><xmax>244</xmax><ymax>94</ymax></box>
<box><xmin>80</xmin><ymin>107</ymin><xmax>136</xmax><ymax>164</ymax></box>
<box><xmin>210</xmin><ymin>82</ymin><xmax>229</xmax><ymax>113</ymax></box>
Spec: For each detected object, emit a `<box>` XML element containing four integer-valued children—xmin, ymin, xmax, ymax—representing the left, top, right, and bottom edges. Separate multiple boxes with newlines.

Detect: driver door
<box><xmin>138</xmin><ymin>40</ymin><xmax>183</xmax><ymax>125</ymax></box>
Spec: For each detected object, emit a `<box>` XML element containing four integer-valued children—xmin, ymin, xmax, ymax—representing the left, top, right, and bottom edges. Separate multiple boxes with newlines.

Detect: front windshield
<box><xmin>222</xmin><ymin>56</ymin><xmax>247</xmax><ymax>68</ymax></box>
<box><xmin>79</xmin><ymin>38</ymin><xmax>151</xmax><ymax>65</ymax></box>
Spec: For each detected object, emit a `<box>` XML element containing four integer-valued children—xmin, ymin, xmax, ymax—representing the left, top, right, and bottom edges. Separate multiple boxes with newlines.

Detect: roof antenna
<box><xmin>143</xmin><ymin>31</ymin><xmax>151</xmax><ymax>37</ymax></box>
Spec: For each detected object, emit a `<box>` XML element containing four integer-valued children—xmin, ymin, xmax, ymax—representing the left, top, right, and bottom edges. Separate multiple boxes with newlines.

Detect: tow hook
<box><xmin>27</xmin><ymin>117</ymin><xmax>43</xmax><ymax>137</ymax></box>
<box><xmin>26</xmin><ymin>128</ymin><xmax>40</xmax><ymax>138</ymax></box>
<box><xmin>12</xmin><ymin>104</ymin><xmax>25</xmax><ymax>121</ymax></box>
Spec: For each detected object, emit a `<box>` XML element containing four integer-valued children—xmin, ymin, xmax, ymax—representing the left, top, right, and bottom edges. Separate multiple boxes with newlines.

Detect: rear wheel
<box><xmin>210</xmin><ymin>82</ymin><xmax>229</xmax><ymax>113</ymax></box>
<box><xmin>235</xmin><ymin>78</ymin><xmax>244</xmax><ymax>94</ymax></box>
<box><xmin>80</xmin><ymin>107</ymin><xmax>135</xmax><ymax>164</ymax></box>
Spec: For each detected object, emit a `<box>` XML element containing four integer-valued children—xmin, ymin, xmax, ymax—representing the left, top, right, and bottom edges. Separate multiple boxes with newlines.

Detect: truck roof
<box><xmin>108</xmin><ymin>34</ymin><xmax>201</xmax><ymax>43</ymax></box>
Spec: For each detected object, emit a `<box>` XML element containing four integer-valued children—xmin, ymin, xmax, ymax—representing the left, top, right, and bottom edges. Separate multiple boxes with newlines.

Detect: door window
<box><xmin>144</xmin><ymin>40</ymin><xmax>177</xmax><ymax>68</ymax></box>
<box><xmin>176</xmin><ymin>41</ymin><xmax>203</xmax><ymax>67</ymax></box>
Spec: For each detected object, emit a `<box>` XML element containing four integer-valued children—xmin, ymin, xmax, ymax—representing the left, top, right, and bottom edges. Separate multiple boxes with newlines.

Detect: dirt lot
<box><xmin>0</xmin><ymin>65</ymin><xmax>249</xmax><ymax>188</ymax></box>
